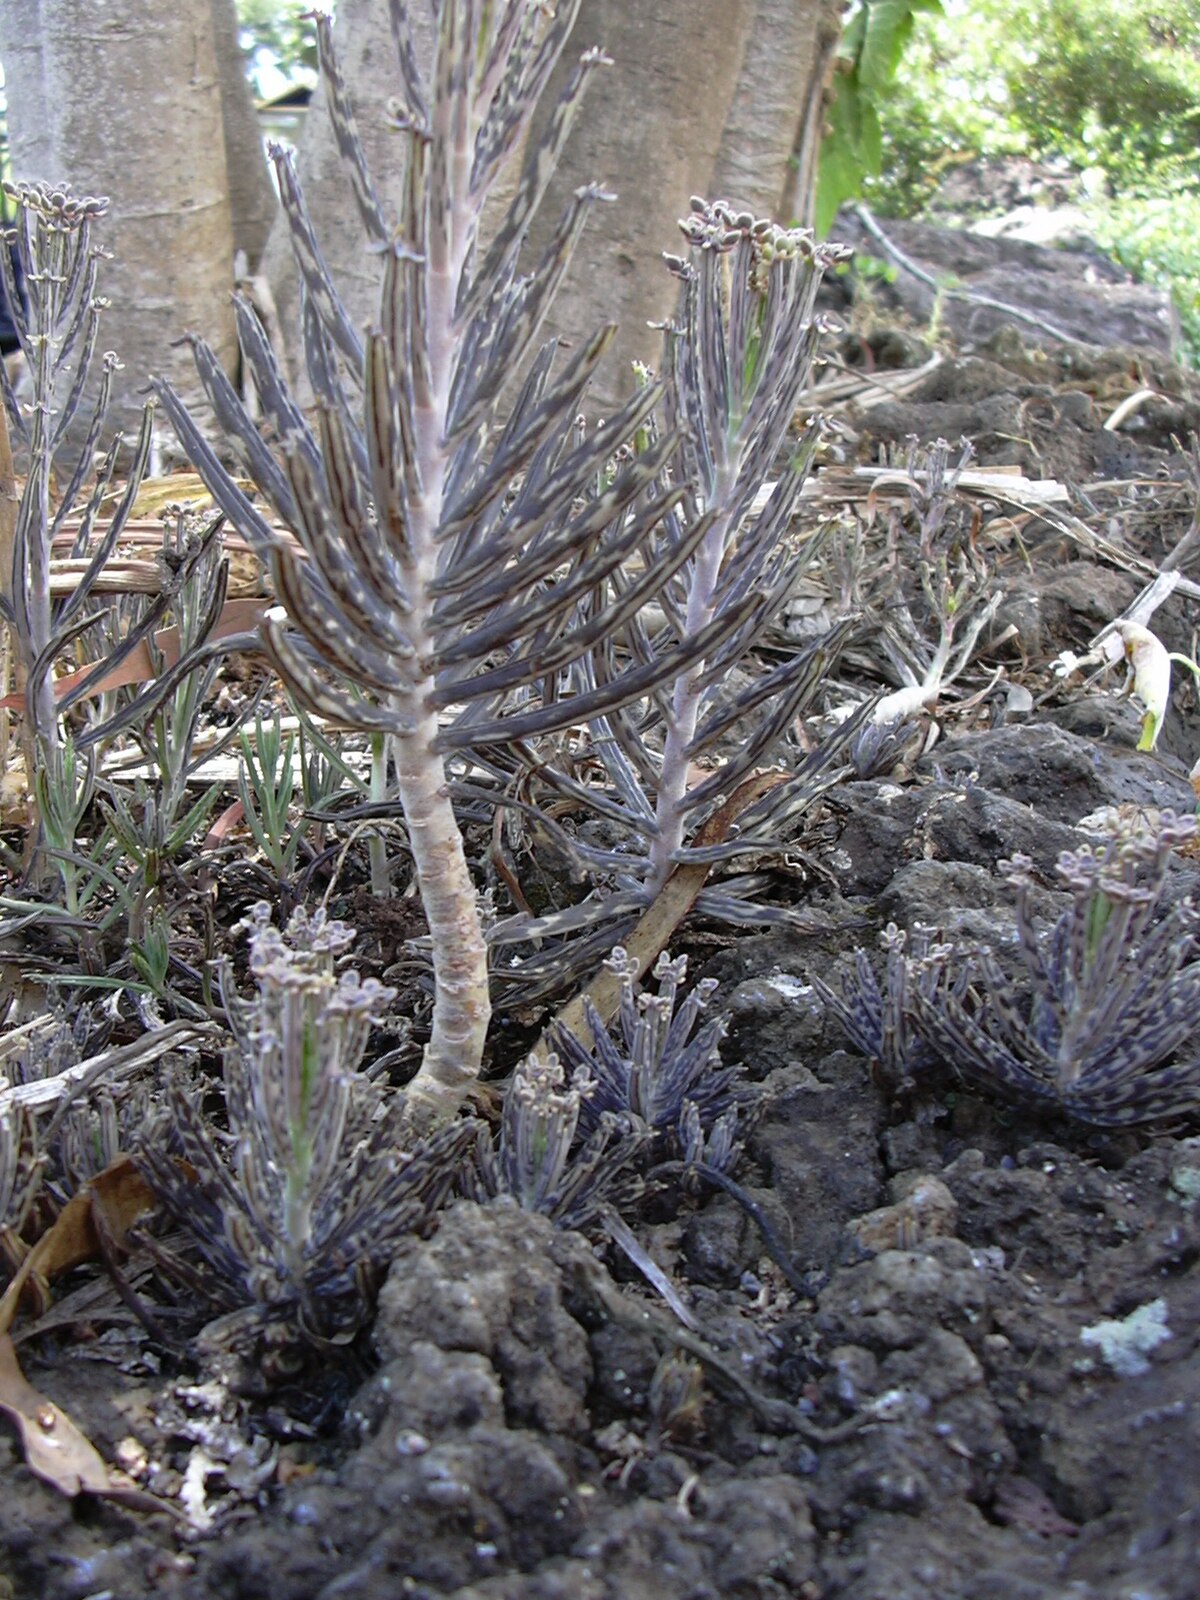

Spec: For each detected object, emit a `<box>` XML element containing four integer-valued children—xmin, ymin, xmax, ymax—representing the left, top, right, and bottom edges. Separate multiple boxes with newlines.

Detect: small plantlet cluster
<box><xmin>471</xmin><ymin>946</ymin><xmax>749</xmax><ymax>1227</ymax></box>
<box><xmin>553</xmin><ymin>947</ymin><xmax>746</xmax><ymax>1166</ymax></box>
<box><xmin>467</xmin><ymin>1048</ymin><xmax>649</xmax><ymax>1231</ymax></box>
<box><xmin>817</xmin><ymin>812</ymin><xmax>1200</xmax><ymax>1126</ymax></box>
<box><xmin>136</xmin><ymin>904</ymin><xmax>475</xmax><ymax>1358</ymax></box>
<box><xmin>808</xmin><ymin>922</ymin><xmax>959</xmax><ymax>1092</ymax></box>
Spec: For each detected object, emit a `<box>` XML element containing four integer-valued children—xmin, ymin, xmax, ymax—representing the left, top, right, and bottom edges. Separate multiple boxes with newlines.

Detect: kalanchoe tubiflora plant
<box><xmin>467</xmin><ymin>1048</ymin><xmax>648</xmax><ymax>1231</ymax></box>
<box><xmin>912</xmin><ymin>812</ymin><xmax>1200</xmax><ymax>1125</ymax></box>
<box><xmin>157</xmin><ymin>2</ymin><xmax>722</xmax><ymax>1126</ymax></box>
<box><xmin>1</xmin><ymin>186</ymin><xmax>144</xmax><ymax>769</ymax></box>
<box><xmin>824</xmin><ymin>437</ymin><xmax>1005</xmax><ymax>728</ymax></box>
<box><xmin>809</xmin><ymin>922</ymin><xmax>959</xmax><ymax>1092</ymax></box>
<box><xmin>0</xmin><ymin>1105</ymin><xmax>45</xmax><ymax>1275</ymax></box>
<box><xmin>137</xmin><ymin>904</ymin><xmax>475</xmax><ymax>1355</ymax></box>
<box><xmin>0</xmin><ymin>183</ymin><xmax>230</xmax><ymax>903</ymax></box>
<box><xmin>156</xmin><ymin>3</ymin><xmax>857</xmax><ymax>1124</ymax></box>
<box><xmin>618</xmin><ymin>204</ymin><xmax>855</xmax><ymax>896</ymax></box>
<box><xmin>487</xmin><ymin>206</ymin><xmax>862</xmax><ymax>1001</ymax></box>
<box><xmin>102</xmin><ymin>510</ymin><xmax>243</xmax><ymax>921</ymax></box>
<box><xmin>0</xmin><ymin>1006</ymin><xmax>129</xmax><ymax>1272</ymax></box>
<box><xmin>551</xmin><ymin>947</ymin><xmax>747</xmax><ymax>1167</ymax></box>
<box><xmin>471</xmin><ymin>947</ymin><xmax>748</xmax><ymax>1228</ymax></box>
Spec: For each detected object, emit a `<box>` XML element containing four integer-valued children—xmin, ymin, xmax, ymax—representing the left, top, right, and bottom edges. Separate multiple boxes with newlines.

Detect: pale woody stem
<box><xmin>394</xmin><ymin>143</ymin><xmax>492</xmax><ymax>1127</ymax></box>
<box><xmin>647</xmin><ymin>464</ymin><xmax>738</xmax><ymax>893</ymax></box>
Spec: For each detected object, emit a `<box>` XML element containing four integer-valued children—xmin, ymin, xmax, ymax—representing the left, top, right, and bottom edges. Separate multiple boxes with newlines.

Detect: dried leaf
<box><xmin>204</xmin><ymin>797</ymin><xmax>246</xmax><ymax>849</ymax></box>
<box><xmin>0</xmin><ymin>1156</ymin><xmax>160</xmax><ymax>1335</ymax></box>
<box><xmin>0</xmin><ymin>1333</ymin><xmax>113</xmax><ymax>1496</ymax></box>
<box><xmin>0</xmin><ymin>597</ymin><xmax>266</xmax><ymax>710</ymax></box>
<box><xmin>0</xmin><ymin>1335</ymin><xmax>184</xmax><ymax>1514</ymax></box>
<box><xmin>127</xmin><ymin>472</ymin><xmax>254</xmax><ymax>519</ymax></box>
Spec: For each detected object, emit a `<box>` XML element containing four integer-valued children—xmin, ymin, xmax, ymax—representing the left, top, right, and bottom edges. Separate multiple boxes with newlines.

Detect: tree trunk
<box><xmin>517</xmin><ymin>0</ymin><xmax>755</xmax><ymax>410</ymax></box>
<box><xmin>0</xmin><ymin>0</ymin><xmax>238</xmax><ymax>439</ymax></box>
<box><xmin>260</xmin><ymin>0</ymin><xmax>839</xmax><ymax>413</ymax></box>
<box><xmin>209</xmin><ymin>0</ymin><xmax>277</xmax><ymax>272</ymax></box>
<box><xmin>779</xmin><ymin>0</ymin><xmax>846</xmax><ymax>230</ymax></box>
<box><xmin>258</xmin><ymin>0</ymin><xmax>436</xmax><ymax>397</ymax></box>
<box><xmin>712</xmin><ymin>0</ymin><xmax>845</xmax><ymax>228</ymax></box>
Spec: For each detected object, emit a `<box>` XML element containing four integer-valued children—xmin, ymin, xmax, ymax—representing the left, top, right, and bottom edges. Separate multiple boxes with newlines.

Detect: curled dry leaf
<box><xmin>0</xmin><ymin>1332</ymin><xmax>113</xmax><ymax>1496</ymax></box>
<box><xmin>0</xmin><ymin>597</ymin><xmax>268</xmax><ymax>712</ymax></box>
<box><xmin>0</xmin><ymin>1155</ymin><xmax>160</xmax><ymax>1333</ymax></box>
<box><xmin>0</xmin><ymin>1159</ymin><xmax>186</xmax><ymax>1512</ymax></box>
<box><xmin>0</xmin><ymin>1334</ymin><xmax>183</xmax><ymax>1514</ymax></box>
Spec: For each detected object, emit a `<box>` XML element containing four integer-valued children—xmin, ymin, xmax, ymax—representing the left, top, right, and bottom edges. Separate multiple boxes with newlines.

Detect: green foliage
<box><xmin>1003</xmin><ymin>0</ymin><xmax>1200</xmax><ymax>189</ymax></box>
<box><xmin>235</xmin><ymin>0</ymin><xmax>317</xmax><ymax>97</ymax></box>
<box><xmin>853</xmin><ymin>0</ymin><xmax>1200</xmax><ymax>362</ymax></box>
<box><xmin>238</xmin><ymin>709</ymin><xmax>305</xmax><ymax>888</ymax></box>
<box><xmin>862</xmin><ymin>0</ymin><xmax>1200</xmax><ymax>207</ymax></box>
<box><xmin>816</xmin><ymin>0</ymin><xmax>944</xmax><ymax>237</ymax></box>
<box><xmin>1088</xmin><ymin>189</ymin><xmax>1200</xmax><ymax>360</ymax></box>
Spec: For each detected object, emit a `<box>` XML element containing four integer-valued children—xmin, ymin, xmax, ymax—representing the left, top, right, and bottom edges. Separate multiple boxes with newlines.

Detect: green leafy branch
<box><xmin>816</xmin><ymin>0</ymin><xmax>943</xmax><ymax>237</ymax></box>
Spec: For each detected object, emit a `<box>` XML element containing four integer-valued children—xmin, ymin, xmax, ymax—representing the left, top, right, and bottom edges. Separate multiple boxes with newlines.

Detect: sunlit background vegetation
<box><xmin>849</xmin><ymin>0</ymin><xmax>1200</xmax><ymax>360</ymax></box>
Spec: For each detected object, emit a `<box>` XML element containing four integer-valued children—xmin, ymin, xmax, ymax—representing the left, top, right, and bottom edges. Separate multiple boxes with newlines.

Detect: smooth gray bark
<box><xmin>517</xmin><ymin>0</ymin><xmax>754</xmax><ymax>409</ymax></box>
<box><xmin>712</xmin><ymin>0</ymin><xmax>844</xmax><ymax>227</ymax></box>
<box><xmin>0</xmin><ymin>0</ymin><xmax>238</xmax><ymax>438</ymax></box>
<box><xmin>210</xmin><ymin>0</ymin><xmax>278</xmax><ymax>271</ymax></box>
<box><xmin>262</xmin><ymin>0</ymin><xmax>837</xmax><ymax>411</ymax></box>
<box><xmin>258</xmin><ymin>0</ymin><xmax>436</xmax><ymax>397</ymax></box>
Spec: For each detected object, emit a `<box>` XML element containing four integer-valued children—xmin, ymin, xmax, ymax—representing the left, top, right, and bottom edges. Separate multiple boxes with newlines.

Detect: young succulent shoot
<box><xmin>1112</xmin><ymin>620</ymin><xmax>1171</xmax><ymax>752</ymax></box>
<box><xmin>912</xmin><ymin>811</ymin><xmax>1200</xmax><ymax>1125</ymax></box>
<box><xmin>0</xmin><ymin>1106</ymin><xmax>46</xmax><ymax>1272</ymax></box>
<box><xmin>638</xmin><ymin>204</ymin><xmax>857</xmax><ymax>893</ymax></box>
<box><xmin>871</xmin><ymin>438</ymin><xmax>1007</xmax><ymax>726</ymax></box>
<box><xmin>137</xmin><ymin>903</ymin><xmax>476</xmax><ymax>1356</ymax></box>
<box><xmin>484</xmin><ymin>207</ymin><xmax>865</xmax><ymax>1004</ymax></box>
<box><xmin>101</xmin><ymin>510</ymin><xmax>241</xmax><ymax>920</ymax></box>
<box><xmin>809</xmin><ymin>922</ymin><xmax>959</xmax><ymax>1092</ymax></box>
<box><xmin>551</xmin><ymin>946</ymin><xmax>747</xmax><ymax>1167</ymax></box>
<box><xmin>237</xmin><ymin>707</ymin><xmax>307</xmax><ymax>895</ymax></box>
<box><xmin>468</xmin><ymin>1048</ymin><xmax>647</xmax><ymax>1231</ymax></box>
<box><xmin>156</xmin><ymin>2</ymin><xmax>800</xmax><ymax>1128</ymax></box>
<box><xmin>0</xmin><ymin>183</ymin><xmax>232</xmax><ymax>902</ymax></box>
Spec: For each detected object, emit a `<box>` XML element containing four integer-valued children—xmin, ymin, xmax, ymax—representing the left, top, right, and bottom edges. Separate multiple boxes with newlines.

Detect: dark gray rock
<box><xmin>920</xmin><ymin>721</ymin><xmax>1196</xmax><ymax>824</ymax></box>
<box><xmin>834</xmin><ymin>211</ymin><xmax>1179</xmax><ymax>357</ymax></box>
<box><xmin>375</xmin><ymin>1200</ymin><xmax>593</xmax><ymax>1436</ymax></box>
<box><xmin>747</xmin><ymin>1057</ymin><xmax>886</xmax><ymax>1275</ymax></box>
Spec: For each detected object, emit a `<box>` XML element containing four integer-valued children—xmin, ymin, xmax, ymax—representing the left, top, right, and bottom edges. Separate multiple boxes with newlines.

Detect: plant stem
<box><xmin>391</xmin><ymin>75</ymin><xmax>491</xmax><ymax>1128</ymax></box>
<box><xmin>368</xmin><ymin>733</ymin><xmax>390</xmax><ymax>897</ymax></box>
<box><xmin>647</xmin><ymin>474</ymin><xmax>737</xmax><ymax>892</ymax></box>
<box><xmin>0</xmin><ymin>398</ymin><xmax>19</xmax><ymax>784</ymax></box>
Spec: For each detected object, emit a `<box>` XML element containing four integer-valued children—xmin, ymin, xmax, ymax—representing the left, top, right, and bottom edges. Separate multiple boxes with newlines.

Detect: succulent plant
<box><xmin>155</xmin><ymin>2</ymin><xmax>858</xmax><ymax>1127</ymax></box>
<box><xmin>1</xmin><ymin>181</ymin><xmax>236</xmax><ymax>915</ymax></box>
<box><xmin>912</xmin><ymin>812</ymin><xmax>1200</xmax><ymax>1125</ymax></box>
<box><xmin>137</xmin><ymin>903</ymin><xmax>475</xmax><ymax>1355</ymax></box>
<box><xmin>467</xmin><ymin>1047</ymin><xmax>647</xmax><ymax>1231</ymax></box>
<box><xmin>551</xmin><ymin>947</ymin><xmax>746</xmax><ymax>1166</ymax></box>
<box><xmin>485</xmin><ymin>204</ymin><xmax>863</xmax><ymax>1004</ymax></box>
<box><xmin>809</xmin><ymin>922</ymin><xmax>958</xmax><ymax>1091</ymax></box>
<box><xmin>472</xmin><ymin>945</ymin><xmax>748</xmax><ymax>1232</ymax></box>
